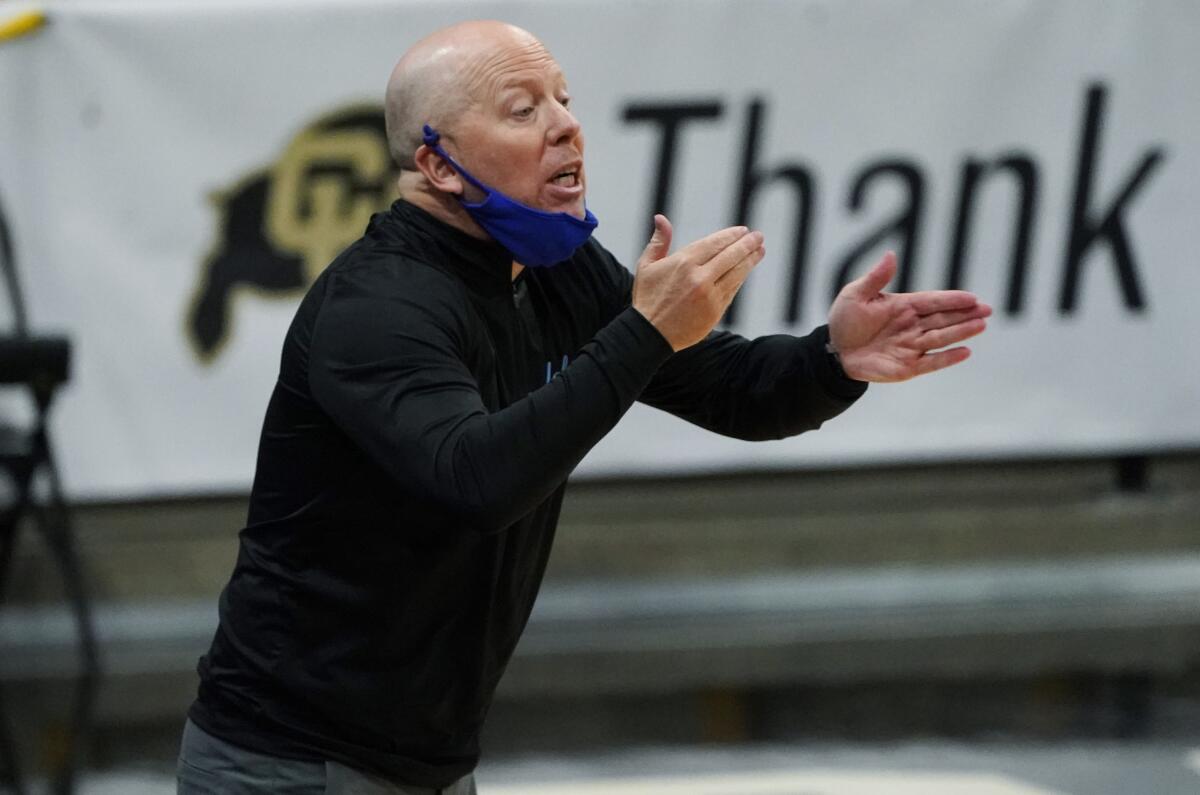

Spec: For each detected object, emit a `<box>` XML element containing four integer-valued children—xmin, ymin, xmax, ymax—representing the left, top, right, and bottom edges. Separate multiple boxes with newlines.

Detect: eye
<box><xmin>514</xmin><ymin>106</ymin><xmax>535</xmax><ymax>118</ymax></box>
<box><xmin>560</xmin><ymin>95</ymin><xmax>572</xmax><ymax>109</ymax></box>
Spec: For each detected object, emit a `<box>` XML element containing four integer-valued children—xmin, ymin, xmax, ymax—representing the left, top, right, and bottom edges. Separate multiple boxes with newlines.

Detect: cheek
<box><xmin>507</xmin><ymin>153</ymin><xmax>550</xmax><ymax>202</ymax></box>
<box><xmin>480</xmin><ymin>140</ymin><xmax>545</xmax><ymax>197</ymax></box>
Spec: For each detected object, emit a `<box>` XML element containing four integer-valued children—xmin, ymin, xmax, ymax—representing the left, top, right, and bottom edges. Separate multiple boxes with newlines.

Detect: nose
<box><xmin>546</xmin><ymin>101</ymin><xmax>581</xmax><ymax>146</ymax></box>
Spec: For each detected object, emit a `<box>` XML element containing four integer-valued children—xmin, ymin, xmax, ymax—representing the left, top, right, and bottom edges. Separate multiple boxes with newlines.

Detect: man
<box><xmin>178</xmin><ymin>19</ymin><xmax>991</xmax><ymax>795</ymax></box>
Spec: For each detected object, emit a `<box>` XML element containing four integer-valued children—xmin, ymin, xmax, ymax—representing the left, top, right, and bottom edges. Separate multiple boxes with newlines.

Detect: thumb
<box><xmin>854</xmin><ymin>250</ymin><xmax>897</xmax><ymax>298</ymax></box>
<box><xmin>640</xmin><ymin>214</ymin><xmax>673</xmax><ymax>264</ymax></box>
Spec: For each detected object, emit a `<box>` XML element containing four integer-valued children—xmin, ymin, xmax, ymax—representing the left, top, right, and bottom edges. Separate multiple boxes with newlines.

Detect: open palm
<box><xmin>828</xmin><ymin>252</ymin><xmax>992</xmax><ymax>383</ymax></box>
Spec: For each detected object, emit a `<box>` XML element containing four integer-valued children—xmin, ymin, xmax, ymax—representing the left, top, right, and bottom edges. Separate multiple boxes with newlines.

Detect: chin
<box><xmin>567</xmin><ymin>191</ymin><xmax>588</xmax><ymax>218</ymax></box>
<box><xmin>542</xmin><ymin>199</ymin><xmax>587</xmax><ymax>219</ymax></box>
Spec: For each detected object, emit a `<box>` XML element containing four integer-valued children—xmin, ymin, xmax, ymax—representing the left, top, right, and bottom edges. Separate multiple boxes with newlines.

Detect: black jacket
<box><xmin>188</xmin><ymin>199</ymin><xmax>867</xmax><ymax>786</ymax></box>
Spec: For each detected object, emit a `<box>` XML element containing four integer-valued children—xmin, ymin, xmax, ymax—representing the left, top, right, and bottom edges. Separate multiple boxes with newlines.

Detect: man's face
<box><xmin>443</xmin><ymin>36</ymin><xmax>586</xmax><ymax>219</ymax></box>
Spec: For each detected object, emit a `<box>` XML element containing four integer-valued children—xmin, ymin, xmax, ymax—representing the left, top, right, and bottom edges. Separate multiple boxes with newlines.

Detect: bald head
<box><xmin>384</xmin><ymin>20</ymin><xmax>546</xmax><ymax>170</ymax></box>
<box><xmin>384</xmin><ymin>21</ymin><xmax>586</xmax><ymax>236</ymax></box>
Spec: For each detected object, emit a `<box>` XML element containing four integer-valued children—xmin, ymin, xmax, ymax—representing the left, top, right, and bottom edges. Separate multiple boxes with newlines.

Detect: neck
<box><xmin>398</xmin><ymin>173</ymin><xmax>524</xmax><ymax>282</ymax></box>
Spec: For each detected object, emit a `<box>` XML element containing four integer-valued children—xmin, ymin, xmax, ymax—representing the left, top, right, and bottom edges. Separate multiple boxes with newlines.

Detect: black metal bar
<box><xmin>36</xmin><ymin>442</ymin><xmax>99</xmax><ymax>795</ymax></box>
<box><xmin>0</xmin><ymin>508</ymin><xmax>27</xmax><ymax>793</ymax></box>
<box><xmin>0</xmin><ymin>682</ymin><xmax>26</xmax><ymax>794</ymax></box>
<box><xmin>0</xmin><ymin>189</ymin><xmax>28</xmax><ymax>336</ymax></box>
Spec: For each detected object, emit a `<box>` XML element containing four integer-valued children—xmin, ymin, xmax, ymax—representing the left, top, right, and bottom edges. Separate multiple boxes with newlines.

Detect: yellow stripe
<box><xmin>0</xmin><ymin>10</ymin><xmax>48</xmax><ymax>43</ymax></box>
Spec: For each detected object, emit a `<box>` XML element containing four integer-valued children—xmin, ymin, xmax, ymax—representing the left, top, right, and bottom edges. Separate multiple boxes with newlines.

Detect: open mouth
<box><xmin>549</xmin><ymin>169</ymin><xmax>580</xmax><ymax>188</ymax></box>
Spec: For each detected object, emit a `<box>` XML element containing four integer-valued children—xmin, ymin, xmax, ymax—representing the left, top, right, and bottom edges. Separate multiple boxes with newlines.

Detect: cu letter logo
<box><xmin>187</xmin><ymin>104</ymin><xmax>398</xmax><ymax>362</ymax></box>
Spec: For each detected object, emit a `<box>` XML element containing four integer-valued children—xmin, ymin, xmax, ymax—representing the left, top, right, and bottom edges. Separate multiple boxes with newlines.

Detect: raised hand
<box><xmin>828</xmin><ymin>251</ymin><xmax>992</xmax><ymax>383</ymax></box>
<box><xmin>632</xmin><ymin>214</ymin><xmax>765</xmax><ymax>351</ymax></box>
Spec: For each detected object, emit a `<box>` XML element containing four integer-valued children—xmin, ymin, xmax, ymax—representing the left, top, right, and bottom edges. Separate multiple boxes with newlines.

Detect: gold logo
<box><xmin>187</xmin><ymin>104</ymin><xmax>397</xmax><ymax>362</ymax></box>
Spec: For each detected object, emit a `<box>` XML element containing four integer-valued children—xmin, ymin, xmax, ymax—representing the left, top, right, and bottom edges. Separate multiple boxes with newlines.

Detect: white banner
<box><xmin>0</xmin><ymin>0</ymin><xmax>1197</xmax><ymax>499</ymax></box>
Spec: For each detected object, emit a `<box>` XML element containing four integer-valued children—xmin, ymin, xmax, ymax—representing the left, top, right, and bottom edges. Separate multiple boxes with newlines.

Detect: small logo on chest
<box><xmin>545</xmin><ymin>354</ymin><xmax>570</xmax><ymax>383</ymax></box>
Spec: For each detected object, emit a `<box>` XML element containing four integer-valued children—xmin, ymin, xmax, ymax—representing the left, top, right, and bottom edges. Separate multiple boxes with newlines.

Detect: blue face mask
<box><xmin>422</xmin><ymin>125</ymin><xmax>598</xmax><ymax>268</ymax></box>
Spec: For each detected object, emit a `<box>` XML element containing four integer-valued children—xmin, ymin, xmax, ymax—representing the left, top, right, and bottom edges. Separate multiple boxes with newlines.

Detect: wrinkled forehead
<box><xmin>458</xmin><ymin>34</ymin><xmax>566</xmax><ymax>104</ymax></box>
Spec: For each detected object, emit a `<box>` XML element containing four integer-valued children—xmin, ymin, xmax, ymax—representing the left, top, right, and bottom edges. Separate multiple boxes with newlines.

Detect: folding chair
<box><xmin>0</xmin><ymin>189</ymin><xmax>98</xmax><ymax>795</ymax></box>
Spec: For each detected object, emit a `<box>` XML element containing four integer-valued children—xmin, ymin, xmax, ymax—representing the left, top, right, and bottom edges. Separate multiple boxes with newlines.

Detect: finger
<box><xmin>851</xmin><ymin>251</ymin><xmax>897</xmax><ymax>298</ymax></box>
<box><xmin>715</xmin><ymin>243</ymin><xmax>765</xmax><ymax>295</ymax></box>
<box><xmin>676</xmin><ymin>225</ymin><xmax>751</xmax><ymax>266</ymax></box>
<box><xmin>701</xmin><ymin>229</ymin><xmax>764</xmax><ymax>280</ymax></box>
<box><xmin>639</xmin><ymin>214</ymin><xmax>673</xmax><ymax>264</ymax></box>
<box><xmin>915</xmin><ymin>346</ymin><xmax>971</xmax><ymax>376</ymax></box>
<box><xmin>918</xmin><ymin>318</ymin><xmax>987</xmax><ymax>350</ymax></box>
<box><xmin>909</xmin><ymin>290</ymin><xmax>980</xmax><ymax>314</ymax></box>
<box><xmin>918</xmin><ymin>303</ymin><xmax>993</xmax><ymax>332</ymax></box>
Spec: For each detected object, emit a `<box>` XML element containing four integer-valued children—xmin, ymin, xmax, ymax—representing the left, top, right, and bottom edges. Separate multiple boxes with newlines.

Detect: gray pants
<box><xmin>177</xmin><ymin>718</ymin><xmax>477</xmax><ymax>795</ymax></box>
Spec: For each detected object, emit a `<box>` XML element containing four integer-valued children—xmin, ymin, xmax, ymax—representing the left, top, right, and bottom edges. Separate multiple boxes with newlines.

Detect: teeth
<box><xmin>552</xmin><ymin>173</ymin><xmax>576</xmax><ymax>186</ymax></box>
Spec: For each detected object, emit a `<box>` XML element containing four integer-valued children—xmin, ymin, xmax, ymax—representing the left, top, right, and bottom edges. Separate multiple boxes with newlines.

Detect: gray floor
<box><xmin>42</xmin><ymin>741</ymin><xmax>1200</xmax><ymax>794</ymax></box>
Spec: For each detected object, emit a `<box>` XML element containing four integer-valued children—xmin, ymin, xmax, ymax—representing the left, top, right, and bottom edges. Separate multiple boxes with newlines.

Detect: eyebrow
<box><xmin>496</xmin><ymin>70</ymin><xmax>566</xmax><ymax>94</ymax></box>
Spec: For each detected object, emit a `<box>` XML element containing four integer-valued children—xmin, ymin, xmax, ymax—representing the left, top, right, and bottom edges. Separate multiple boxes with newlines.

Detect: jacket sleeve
<box><xmin>307</xmin><ymin>263</ymin><xmax>672</xmax><ymax>532</ymax></box>
<box><xmin>593</xmin><ymin>243</ymin><xmax>868</xmax><ymax>441</ymax></box>
<box><xmin>639</xmin><ymin>325</ymin><xmax>868</xmax><ymax>441</ymax></box>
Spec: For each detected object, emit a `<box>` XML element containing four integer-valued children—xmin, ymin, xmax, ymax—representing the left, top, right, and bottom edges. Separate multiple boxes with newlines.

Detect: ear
<box><xmin>413</xmin><ymin>144</ymin><xmax>463</xmax><ymax>196</ymax></box>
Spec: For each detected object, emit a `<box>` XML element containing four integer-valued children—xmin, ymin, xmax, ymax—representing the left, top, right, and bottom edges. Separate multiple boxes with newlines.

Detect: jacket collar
<box><xmin>379</xmin><ymin>199</ymin><xmax>515</xmax><ymax>295</ymax></box>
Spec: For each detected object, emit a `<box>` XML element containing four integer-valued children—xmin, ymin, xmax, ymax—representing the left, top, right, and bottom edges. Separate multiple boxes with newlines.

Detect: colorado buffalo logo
<box><xmin>187</xmin><ymin>104</ymin><xmax>398</xmax><ymax>361</ymax></box>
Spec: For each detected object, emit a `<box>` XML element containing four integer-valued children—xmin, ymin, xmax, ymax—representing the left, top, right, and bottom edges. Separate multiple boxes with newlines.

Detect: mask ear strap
<box><xmin>422</xmin><ymin>125</ymin><xmax>489</xmax><ymax>194</ymax></box>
